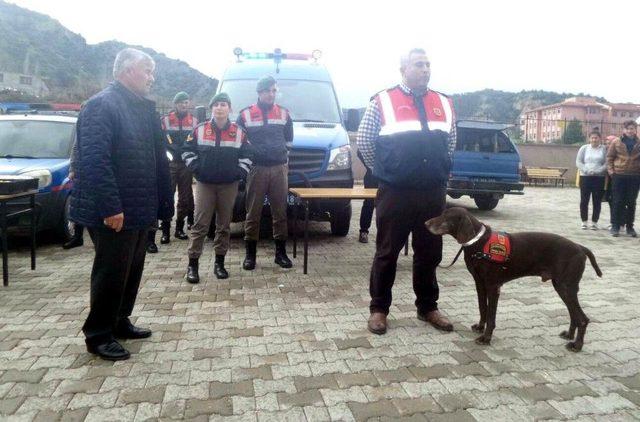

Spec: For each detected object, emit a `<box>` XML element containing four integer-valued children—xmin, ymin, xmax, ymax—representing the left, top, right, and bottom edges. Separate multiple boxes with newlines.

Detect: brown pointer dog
<box><xmin>425</xmin><ymin>207</ymin><xmax>602</xmax><ymax>352</ymax></box>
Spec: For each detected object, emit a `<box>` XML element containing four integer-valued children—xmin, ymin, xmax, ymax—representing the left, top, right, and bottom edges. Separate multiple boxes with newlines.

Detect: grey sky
<box><xmin>8</xmin><ymin>0</ymin><xmax>639</xmax><ymax>108</ymax></box>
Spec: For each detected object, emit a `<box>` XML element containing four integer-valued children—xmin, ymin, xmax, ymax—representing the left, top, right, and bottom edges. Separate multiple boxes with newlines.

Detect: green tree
<box><xmin>562</xmin><ymin>119</ymin><xmax>585</xmax><ymax>144</ymax></box>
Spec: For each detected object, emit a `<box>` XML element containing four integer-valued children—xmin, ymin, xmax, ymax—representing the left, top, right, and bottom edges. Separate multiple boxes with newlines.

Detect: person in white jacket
<box><xmin>576</xmin><ymin>131</ymin><xmax>607</xmax><ymax>229</ymax></box>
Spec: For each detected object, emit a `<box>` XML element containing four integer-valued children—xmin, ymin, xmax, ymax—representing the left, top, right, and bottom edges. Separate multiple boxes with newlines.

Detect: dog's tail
<box><xmin>581</xmin><ymin>246</ymin><xmax>602</xmax><ymax>277</ymax></box>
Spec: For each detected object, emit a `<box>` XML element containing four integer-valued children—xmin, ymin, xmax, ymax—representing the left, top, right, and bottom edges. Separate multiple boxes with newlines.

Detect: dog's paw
<box><xmin>474</xmin><ymin>335</ymin><xmax>491</xmax><ymax>345</ymax></box>
<box><xmin>559</xmin><ymin>330</ymin><xmax>574</xmax><ymax>340</ymax></box>
<box><xmin>565</xmin><ymin>342</ymin><xmax>583</xmax><ymax>353</ymax></box>
<box><xmin>471</xmin><ymin>323</ymin><xmax>485</xmax><ymax>333</ymax></box>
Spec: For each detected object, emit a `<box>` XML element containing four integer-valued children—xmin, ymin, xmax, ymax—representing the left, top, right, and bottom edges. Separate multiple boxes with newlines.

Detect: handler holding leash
<box><xmin>357</xmin><ymin>48</ymin><xmax>457</xmax><ymax>335</ymax></box>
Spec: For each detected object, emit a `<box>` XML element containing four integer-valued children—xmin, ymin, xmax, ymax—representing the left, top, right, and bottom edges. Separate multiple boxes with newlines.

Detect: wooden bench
<box><xmin>525</xmin><ymin>167</ymin><xmax>567</xmax><ymax>187</ymax></box>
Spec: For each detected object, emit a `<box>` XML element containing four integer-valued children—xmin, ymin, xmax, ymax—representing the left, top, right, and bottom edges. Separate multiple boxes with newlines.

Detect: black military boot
<box><xmin>214</xmin><ymin>255</ymin><xmax>229</xmax><ymax>279</ymax></box>
<box><xmin>186</xmin><ymin>258</ymin><xmax>199</xmax><ymax>284</ymax></box>
<box><xmin>146</xmin><ymin>230</ymin><xmax>158</xmax><ymax>253</ymax></box>
<box><xmin>243</xmin><ymin>240</ymin><xmax>257</xmax><ymax>270</ymax></box>
<box><xmin>187</xmin><ymin>213</ymin><xmax>195</xmax><ymax>230</ymax></box>
<box><xmin>175</xmin><ymin>219</ymin><xmax>188</xmax><ymax>240</ymax></box>
<box><xmin>63</xmin><ymin>224</ymin><xmax>84</xmax><ymax>249</ymax></box>
<box><xmin>160</xmin><ymin>221</ymin><xmax>171</xmax><ymax>244</ymax></box>
<box><xmin>274</xmin><ymin>239</ymin><xmax>293</xmax><ymax>268</ymax></box>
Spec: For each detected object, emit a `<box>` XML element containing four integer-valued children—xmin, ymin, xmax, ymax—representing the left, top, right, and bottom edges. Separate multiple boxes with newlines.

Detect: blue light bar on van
<box><xmin>233</xmin><ymin>47</ymin><xmax>321</xmax><ymax>62</ymax></box>
<box><xmin>243</xmin><ymin>52</ymin><xmax>276</xmax><ymax>59</ymax></box>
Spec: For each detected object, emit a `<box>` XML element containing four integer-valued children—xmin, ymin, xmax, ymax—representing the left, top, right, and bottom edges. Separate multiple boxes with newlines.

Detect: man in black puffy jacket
<box><xmin>182</xmin><ymin>93</ymin><xmax>252</xmax><ymax>282</ymax></box>
<box><xmin>70</xmin><ymin>48</ymin><xmax>174</xmax><ymax>361</ymax></box>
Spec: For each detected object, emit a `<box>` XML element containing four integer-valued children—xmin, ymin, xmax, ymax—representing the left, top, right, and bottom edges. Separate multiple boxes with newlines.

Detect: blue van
<box><xmin>0</xmin><ymin>113</ymin><xmax>76</xmax><ymax>240</ymax></box>
<box><xmin>217</xmin><ymin>49</ymin><xmax>354</xmax><ymax>235</ymax></box>
<box><xmin>448</xmin><ymin>120</ymin><xmax>524</xmax><ymax>210</ymax></box>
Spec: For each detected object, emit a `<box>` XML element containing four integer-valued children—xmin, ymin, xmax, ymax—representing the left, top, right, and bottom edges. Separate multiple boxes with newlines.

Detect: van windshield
<box><xmin>0</xmin><ymin>120</ymin><xmax>74</xmax><ymax>158</ymax></box>
<box><xmin>220</xmin><ymin>79</ymin><xmax>341</xmax><ymax>123</ymax></box>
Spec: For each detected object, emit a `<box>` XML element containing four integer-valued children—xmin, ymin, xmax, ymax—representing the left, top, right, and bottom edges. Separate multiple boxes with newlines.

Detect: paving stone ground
<box><xmin>1</xmin><ymin>186</ymin><xmax>639</xmax><ymax>421</ymax></box>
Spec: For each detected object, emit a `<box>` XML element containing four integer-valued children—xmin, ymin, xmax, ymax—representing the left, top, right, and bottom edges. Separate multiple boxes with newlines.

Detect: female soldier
<box><xmin>182</xmin><ymin>93</ymin><xmax>252</xmax><ymax>282</ymax></box>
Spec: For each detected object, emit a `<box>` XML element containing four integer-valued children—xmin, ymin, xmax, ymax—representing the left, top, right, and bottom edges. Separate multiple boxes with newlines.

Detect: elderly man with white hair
<box><xmin>70</xmin><ymin>48</ymin><xmax>173</xmax><ymax>360</ymax></box>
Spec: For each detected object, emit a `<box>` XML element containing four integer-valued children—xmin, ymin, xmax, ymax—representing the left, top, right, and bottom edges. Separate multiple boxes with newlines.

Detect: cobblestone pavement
<box><xmin>1</xmin><ymin>187</ymin><xmax>639</xmax><ymax>421</ymax></box>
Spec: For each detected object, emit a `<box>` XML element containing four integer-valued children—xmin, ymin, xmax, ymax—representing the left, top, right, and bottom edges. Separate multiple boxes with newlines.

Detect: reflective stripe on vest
<box><xmin>163</xmin><ymin>112</ymin><xmax>197</xmax><ymax>131</ymax></box>
<box><xmin>377</xmin><ymin>88</ymin><xmax>453</xmax><ymax>136</ymax></box>
<box><xmin>196</xmin><ymin>122</ymin><xmax>242</xmax><ymax>149</ymax></box>
<box><xmin>243</xmin><ymin>105</ymin><xmax>288</xmax><ymax>127</ymax></box>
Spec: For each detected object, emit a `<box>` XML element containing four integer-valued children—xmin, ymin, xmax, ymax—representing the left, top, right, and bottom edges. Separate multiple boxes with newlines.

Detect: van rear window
<box><xmin>456</xmin><ymin>129</ymin><xmax>515</xmax><ymax>153</ymax></box>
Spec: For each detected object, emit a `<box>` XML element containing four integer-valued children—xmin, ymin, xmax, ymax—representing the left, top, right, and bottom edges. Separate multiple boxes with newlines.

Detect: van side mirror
<box><xmin>195</xmin><ymin>106</ymin><xmax>207</xmax><ymax>123</ymax></box>
<box><xmin>344</xmin><ymin>109</ymin><xmax>362</xmax><ymax>132</ymax></box>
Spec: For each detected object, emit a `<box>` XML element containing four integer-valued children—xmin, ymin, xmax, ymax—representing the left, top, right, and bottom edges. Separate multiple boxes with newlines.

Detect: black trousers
<box><xmin>359</xmin><ymin>167</ymin><xmax>379</xmax><ymax>233</ymax></box>
<box><xmin>369</xmin><ymin>182</ymin><xmax>446</xmax><ymax>315</ymax></box>
<box><xmin>611</xmin><ymin>174</ymin><xmax>640</xmax><ymax>228</ymax></box>
<box><xmin>83</xmin><ymin>228</ymin><xmax>148</xmax><ymax>345</ymax></box>
<box><xmin>579</xmin><ymin>176</ymin><xmax>605</xmax><ymax>222</ymax></box>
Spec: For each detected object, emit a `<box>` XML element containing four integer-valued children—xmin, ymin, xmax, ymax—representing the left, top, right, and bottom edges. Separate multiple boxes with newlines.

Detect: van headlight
<box><xmin>327</xmin><ymin>145</ymin><xmax>351</xmax><ymax>171</ymax></box>
<box><xmin>19</xmin><ymin>169</ymin><xmax>52</xmax><ymax>189</ymax></box>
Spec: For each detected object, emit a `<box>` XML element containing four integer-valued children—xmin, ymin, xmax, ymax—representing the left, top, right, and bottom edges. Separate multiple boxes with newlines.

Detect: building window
<box><xmin>20</xmin><ymin>76</ymin><xmax>32</xmax><ymax>85</ymax></box>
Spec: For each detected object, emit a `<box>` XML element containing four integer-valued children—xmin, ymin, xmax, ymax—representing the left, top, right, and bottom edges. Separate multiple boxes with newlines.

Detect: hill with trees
<box><xmin>0</xmin><ymin>0</ymin><xmax>217</xmax><ymax>105</ymax></box>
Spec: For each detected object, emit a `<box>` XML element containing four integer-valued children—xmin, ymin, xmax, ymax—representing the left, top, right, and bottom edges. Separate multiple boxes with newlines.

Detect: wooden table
<box><xmin>289</xmin><ymin>188</ymin><xmax>378</xmax><ymax>274</ymax></box>
<box><xmin>0</xmin><ymin>190</ymin><xmax>38</xmax><ymax>286</ymax></box>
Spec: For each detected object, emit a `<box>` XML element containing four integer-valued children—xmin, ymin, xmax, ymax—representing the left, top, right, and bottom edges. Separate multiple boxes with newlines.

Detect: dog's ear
<box><xmin>454</xmin><ymin>214</ymin><xmax>477</xmax><ymax>244</ymax></box>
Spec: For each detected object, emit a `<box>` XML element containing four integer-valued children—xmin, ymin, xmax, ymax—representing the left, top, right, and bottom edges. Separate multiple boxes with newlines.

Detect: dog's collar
<box><xmin>461</xmin><ymin>224</ymin><xmax>486</xmax><ymax>247</ymax></box>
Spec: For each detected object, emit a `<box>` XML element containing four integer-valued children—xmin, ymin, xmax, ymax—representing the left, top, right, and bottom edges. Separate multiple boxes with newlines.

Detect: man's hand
<box><xmin>103</xmin><ymin>213</ymin><xmax>124</xmax><ymax>232</ymax></box>
<box><xmin>68</xmin><ymin>171</ymin><xmax>75</xmax><ymax>181</ymax></box>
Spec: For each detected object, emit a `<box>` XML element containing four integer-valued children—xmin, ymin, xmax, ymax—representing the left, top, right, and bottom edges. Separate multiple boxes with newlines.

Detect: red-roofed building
<box><xmin>520</xmin><ymin>97</ymin><xmax>640</xmax><ymax>143</ymax></box>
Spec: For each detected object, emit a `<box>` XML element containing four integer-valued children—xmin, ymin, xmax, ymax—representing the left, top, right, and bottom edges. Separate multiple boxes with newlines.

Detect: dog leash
<box><xmin>439</xmin><ymin>246</ymin><xmax>464</xmax><ymax>269</ymax></box>
<box><xmin>438</xmin><ymin>225</ymin><xmax>487</xmax><ymax>269</ymax></box>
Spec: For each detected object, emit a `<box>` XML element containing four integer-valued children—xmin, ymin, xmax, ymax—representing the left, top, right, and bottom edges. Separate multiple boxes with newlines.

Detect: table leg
<box><xmin>292</xmin><ymin>200</ymin><xmax>298</xmax><ymax>258</ymax></box>
<box><xmin>303</xmin><ymin>200</ymin><xmax>309</xmax><ymax>275</ymax></box>
<box><xmin>30</xmin><ymin>194</ymin><xmax>36</xmax><ymax>270</ymax></box>
<box><xmin>1</xmin><ymin>201</ymin><xmax>8</xmax><ymax>286</ymax></box>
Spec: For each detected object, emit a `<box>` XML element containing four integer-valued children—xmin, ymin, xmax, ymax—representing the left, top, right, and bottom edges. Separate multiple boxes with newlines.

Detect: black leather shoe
<box><xmin>274</xmin><ymin>240</ymin><xmax>293</xmax><ymax>268</ymax></box>
<box><xmin>114</xmin><ymin>325</ymin><xmax>152</xmax><ymax>339</ymax></box>
<box><xmin>63</xmin><ymin>236</ymin><xmax>84</xmax><ymax>249</ymax></box>
<box><xmin>214</xmin><ymin>255</ymin><xmax>229</xmax><ymax>279</ymax></box>
<box><xmin>160</xmin><ymin>233</ymin><xmax>170</xmax><ymax>244</ymax></box>
<box><xmin>175</xmin><ymin>229</ymin><xmax>188</xmax><ymax>240</ymax></box>
<box><xmin>86</xmin><ymin>340</ymin><xmax>130</xmax><ymax>361</ymax></box>
<box><xmin>146</xmin><ymin>242</ymin><xmax>158</xmax><ymax>254</ymax></box>
<box><xmin>186</xmin><ymin>258</ymin><xmax>200</xmax><ymax>284</ymax></box>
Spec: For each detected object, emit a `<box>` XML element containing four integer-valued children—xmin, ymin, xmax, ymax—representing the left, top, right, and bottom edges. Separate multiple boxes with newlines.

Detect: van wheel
<box><xmin>330</xmin><ymin>203</ymin><xmax>351</xmax><ymax>236</ymax></box>
<box><xmin>57</xmin><ymin>195</ymin><xmax>73</xmax><ymax>242</ymax></box>
<box><xmin>474</xmin><ymin>195</ymin><xmax>500</xmax><ymax>211</ymax></box>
